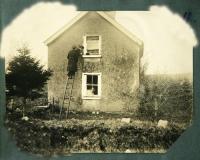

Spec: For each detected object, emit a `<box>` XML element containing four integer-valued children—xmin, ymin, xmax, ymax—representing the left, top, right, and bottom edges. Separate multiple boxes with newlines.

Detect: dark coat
<box><xmin>67</xmin><ymin>49</ymin><xmax>80</xmax><ymax>72</ymax></box>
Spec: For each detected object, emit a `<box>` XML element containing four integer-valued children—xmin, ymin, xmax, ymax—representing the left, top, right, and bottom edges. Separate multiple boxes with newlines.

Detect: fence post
<box><xmin>52</xmin><ymin>97</ymin><xmax>54</xmax><ymax>107</ymax></box>
<box><xmin>154</xmin><ymin>97</ymin><xmax>158</xmax><ymax>121</ymax></box>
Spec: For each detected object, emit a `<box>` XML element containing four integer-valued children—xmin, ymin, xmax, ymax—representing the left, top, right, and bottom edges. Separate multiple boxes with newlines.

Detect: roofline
<box><xmin>44</xmin><ymin>11</ymin><xmax>88</xmax><ymax>45</ymax></box>
<box><xmin>140</xmin><ymin>42</ymin><xmax>144</xmax><ymax>57</ymax></box>
<box><xmin>44</xmin><ymin>11</ymin><xmax>143</xmax><ymax>50</ymax></box>
<box><xmin>96</xmin><ymin>12</ymin><xmax>143</xmax><ymax>46</ymax></box>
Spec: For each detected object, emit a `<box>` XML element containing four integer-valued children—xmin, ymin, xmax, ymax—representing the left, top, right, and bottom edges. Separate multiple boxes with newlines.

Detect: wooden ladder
<box><xmin>59</xmin><ymin>76</ymin><xmax>75</xmax><ymax>119</ymax></box>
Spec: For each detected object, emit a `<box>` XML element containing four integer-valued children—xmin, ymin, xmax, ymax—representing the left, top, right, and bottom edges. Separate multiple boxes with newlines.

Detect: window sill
<box><xmin>82</xmin><ymin>55</ymin><xmax>102</xmax><ymax>58</ymax></box>
<box><xmin>82</xmin><ymin>96</ymin><xmax>101</xmax><ymax>100</ymax></box>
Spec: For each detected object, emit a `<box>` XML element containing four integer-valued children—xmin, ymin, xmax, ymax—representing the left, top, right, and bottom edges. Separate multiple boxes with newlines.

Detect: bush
<box><xmin>5</xmin><ymin>115</ymin><xmax>185</xmax><ymax>154</ymax></box>
<box><xmin>138</xmin><ymin>74</ymin><xmax>193</xmax><ymax>123</ymax></box>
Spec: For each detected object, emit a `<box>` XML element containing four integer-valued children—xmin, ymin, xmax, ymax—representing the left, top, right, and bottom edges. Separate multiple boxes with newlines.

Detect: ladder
<box><xmin>59</xmin><ymin>76</ymin><xmax>75</xmax><ymax>119</ymax></box>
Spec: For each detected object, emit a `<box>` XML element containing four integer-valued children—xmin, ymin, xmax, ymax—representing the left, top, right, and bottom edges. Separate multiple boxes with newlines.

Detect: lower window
<box><xmin>82</xmin><ymin>73</ymin><xmax>101</xmax><ymax>99</ymax></box>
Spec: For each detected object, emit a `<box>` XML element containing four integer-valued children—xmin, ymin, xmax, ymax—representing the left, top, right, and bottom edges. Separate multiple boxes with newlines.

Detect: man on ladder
<box><xmin>59</xmin><ymin>45</ymin><xmax>83</xmax><ymax>119</ymax></box>
<box><xmin>67</xmin><ymin>45</ymin><xmax>84</xmax><ymax>78</ymax></box>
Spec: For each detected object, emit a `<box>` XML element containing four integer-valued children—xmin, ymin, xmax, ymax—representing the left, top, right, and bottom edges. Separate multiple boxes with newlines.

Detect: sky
<box><xmin>1</xmin><ymin>2</ymin><xmax>198</xmax><ymax>74</ymax></box>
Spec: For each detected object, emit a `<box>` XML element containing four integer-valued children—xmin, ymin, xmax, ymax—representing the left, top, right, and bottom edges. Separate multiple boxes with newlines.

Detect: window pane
<box><xmin>85</xmin><ymin>35</ymin><xmax>100</xmax><ymax>55</ymax></box>
<box><xmin>87</xmin><ymin>41</ymin><xmax>99</xmax><ymax>55</ymax></box>
<box><xmin>93</xmin><ymin>75</ymin><xmax>98</xmax><ymax>84</ymax></box>
<box><xmin>87</xmin><ymin>75</ymin><xmax>92</xmax><ymax>84</ymax></box>
<box><xmin>84</xmin><ymin>74</ymin><xmax>100</xmax><ymax>97</ymax></box>
<box><xmin>87</xmin><ymin>40</ymin><xmax>99</xmax><ymax>49</ymax></box>
<box><xmin>93</xmin><ymin>86</ymin><xmax>98</xmax><ymax>95</ymax></box>
<box><xmin>86</xmin><ymin>85</ymin><xmax>93</xmax><ymax>90</ymax></box>
<box><xmin>86</xmin><ymin>85</ymin><xmax>95</xmax><ymax>96</ymax></box>
<box><xmin>86</xmin><ymin>36</ymin><xmax>99</xmax><ymax>40</ymax></box>
<box><xmin>87</xmin><ymin>49</ymin><xmax>99</xmax><ymax>55</ymax></box>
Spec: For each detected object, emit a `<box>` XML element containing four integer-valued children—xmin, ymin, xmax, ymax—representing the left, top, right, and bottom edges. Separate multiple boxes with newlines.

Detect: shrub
<box><xmin>138</xmin><ymin>74</ymin><xmax>193</xmax><ymax>123</ymax></box>
<box><xmin>5</xmin><ymin>116</ymin><xmax>185</xmax><ymax>154</ymax></box>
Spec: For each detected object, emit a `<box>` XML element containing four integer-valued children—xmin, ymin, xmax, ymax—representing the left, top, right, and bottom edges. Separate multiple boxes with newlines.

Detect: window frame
<box><xmin>82</xmin><ymin>73</ymin><xmax>102</xmax><ymax>99</ymax></box>
<box><xmin>83</xmin><ymin>35</ymin><xmax>102</xmax><ymax>58</ymax></box>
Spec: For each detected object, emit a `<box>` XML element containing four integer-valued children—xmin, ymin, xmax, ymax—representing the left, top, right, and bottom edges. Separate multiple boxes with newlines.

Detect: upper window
<box><xmin>83</xmin><ymin>35</ymin><xmax>101</xmax><ymax>57</ymax></box>
<box><xmin>82</xmin><ymin>73</ymin><xmax>101</xmax><ymax>99</ymax></box>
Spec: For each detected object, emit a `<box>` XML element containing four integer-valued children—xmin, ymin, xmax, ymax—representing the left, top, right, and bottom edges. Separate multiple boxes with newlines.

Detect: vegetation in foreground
<box><xmin>5</xmin><ymin>110</ymin><xmax>185</xmax><ymax>155</ymax></box>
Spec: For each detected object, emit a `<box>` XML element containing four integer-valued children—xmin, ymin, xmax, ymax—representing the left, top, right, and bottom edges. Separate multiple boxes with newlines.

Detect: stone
<box><xmin>43</xmin><ymin>133</ymin><xmax>47</xmax><ymax>136</ymax></box>
<box><xmin>21</xmin><ymin>116</ymin><xmax>29</xmax><ymax>121</ymax></box>
<box><xmin>157</xmin><ymin>120</ymin><xmax>168</xmax><ymax>128</ymax></box>
<box><xmin>125</xmin><ymin>149</ymin><xmax>131</xmax><ymax>153</ymax></box>
<box><xmin>5</xmin><ymin>119</ymin><xmax>9</xmax><ymax>124</ymax></box>
<box><xmin>121</xmin><ymin>118</ymin><xmax>131</xmax><ymax>123</ymax></box>
<box><xmin>15</xmin><ymin>108</ymin><xmax>21</xmax><ymax>112</ymax></box>
<box><xmin>35</xmin><ymin>105</ymin><xmax>48</xmax><ymax>108</ymax></box>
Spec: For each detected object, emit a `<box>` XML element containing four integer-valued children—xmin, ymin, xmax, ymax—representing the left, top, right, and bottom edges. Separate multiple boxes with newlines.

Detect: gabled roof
<box><xmin>44</xmin><ymin>11</ymin><xmax>143</xmax><ymax>55</ymax></box>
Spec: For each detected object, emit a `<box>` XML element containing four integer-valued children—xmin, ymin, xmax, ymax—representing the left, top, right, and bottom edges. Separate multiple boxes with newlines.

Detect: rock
<box><xmin>40</xmin><ymin>125</ymin><xmax>44</xmax><ymax>129</ymax></box>
<box><xmin>125</xmin><ymin>149</ymin><xmax>131</xmax><ymax>153</ymax></box>
<box><xmin>15</xmin><ymin>108</ymin><xmax>21</xmax><ymax>112</ymax></box>
<box><xmin>157</xmin><ymin>120</ymin><xmax>168</xmax><ymax>128</ymax></box>
<box><xmin>35</xmin><ymin>105</ymin><xmax>48</xmax><ymax>108</ymax></box>
<box><xmin>121</xmin><ymin>118</ymin><xmax>131</xmax><ymax>123</ymax></box>
<box><xmin>43</xmin><ymin>133</ymin><xmax>47</xmax><ymax>136</ymax></box>
<box><xmin>21</xmin><ymin>116</ymin><xmax>29</xmax><ymax>121</ymax></box>
<box><xmin>92</xmin><ymin>111</ymin><xmax>95</xmax><ymax>114</ymax></box>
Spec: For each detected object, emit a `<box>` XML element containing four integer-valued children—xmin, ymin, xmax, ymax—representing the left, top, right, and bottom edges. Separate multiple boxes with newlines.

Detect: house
<box><xmin>44</xmin><ymin>11</ymin><xmax>143</xmax><ymax>112</ymax></box>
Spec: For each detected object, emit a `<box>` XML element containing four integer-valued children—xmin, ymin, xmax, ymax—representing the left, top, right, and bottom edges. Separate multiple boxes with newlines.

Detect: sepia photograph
<box><xmin>1</xmin><ymin>2</ymin><xmax>197</xmax><ymax>156</ymax></box>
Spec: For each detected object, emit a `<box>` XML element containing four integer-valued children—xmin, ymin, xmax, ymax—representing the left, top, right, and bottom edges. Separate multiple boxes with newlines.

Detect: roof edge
<box><xmin>97</xmin><ymin>12</ymin><xmax>143</xmax><ymax>46</ymax></box>
<box><xmin>44</xmin><ymin>11</ymin><xmax>88</xmax><ymax>45</ymax></box>
<box><xmin>44</xmin><ymin>11</ymin><xmax>143</xmax><ymax>49</ymax></box>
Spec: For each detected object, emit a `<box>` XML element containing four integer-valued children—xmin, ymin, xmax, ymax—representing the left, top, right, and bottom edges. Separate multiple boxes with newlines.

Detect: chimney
<box><xmin>104</xmin><ymin>11</ymin><xmax>116</xmax><ymax>19</ymax></box>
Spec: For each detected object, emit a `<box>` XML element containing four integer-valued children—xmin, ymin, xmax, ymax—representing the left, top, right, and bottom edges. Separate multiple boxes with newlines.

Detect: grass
<box><xmin>5</xmin><ymin>110</ymin><xmax>187</xmax><ymax>155</ymax></box>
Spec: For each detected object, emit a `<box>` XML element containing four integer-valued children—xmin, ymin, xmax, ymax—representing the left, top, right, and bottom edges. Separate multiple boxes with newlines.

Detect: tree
<box><xmin>6</xmin><ymin>46</ymin><xmax>52</xmax><ymax>116</ymax></box>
